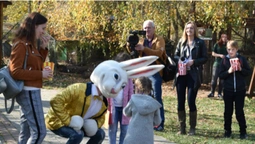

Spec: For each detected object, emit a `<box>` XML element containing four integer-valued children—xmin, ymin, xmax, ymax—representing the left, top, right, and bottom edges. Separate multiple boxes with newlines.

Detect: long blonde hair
<box><xmin>181</xmin><ymin>21</ymin><xmax>199</xmax><ymax>45</ymax></box>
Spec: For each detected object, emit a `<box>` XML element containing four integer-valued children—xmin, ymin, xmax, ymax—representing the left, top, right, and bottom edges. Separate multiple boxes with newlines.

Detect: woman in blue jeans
<box><xmin>9</xmin><ymin>12</ymin><xmax>52</xmax><ymax>144</ymax></box>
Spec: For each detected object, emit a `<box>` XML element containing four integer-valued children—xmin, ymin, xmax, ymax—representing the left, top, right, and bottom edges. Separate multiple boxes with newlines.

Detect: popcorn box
<box><xmin>178</xmin><ymin>63</ymin><xmax>187</xmax><ymax>76</ymax></box>
<box><xmin>43</xmin><ymin>62</ymin><xmax>54</xmax><ymax>81</ymax></box>
<box><xmin>230</xmin><ymin>58</ymin><xmax>239</xmax><ymax>71</ymax></box>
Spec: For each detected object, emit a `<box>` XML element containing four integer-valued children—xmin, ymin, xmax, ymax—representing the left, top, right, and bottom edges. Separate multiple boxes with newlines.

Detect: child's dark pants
<box><xmin>223</xmin><ymin>89</ymin><xmax>247</xmax><ymax>135</ymax></box>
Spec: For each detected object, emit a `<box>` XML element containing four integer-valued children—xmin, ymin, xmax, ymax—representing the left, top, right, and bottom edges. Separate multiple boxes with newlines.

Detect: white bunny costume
<box><xmin>45</xmin><ymin>56</ymin><xmax>164</xmax><ymax>143</ymax></box>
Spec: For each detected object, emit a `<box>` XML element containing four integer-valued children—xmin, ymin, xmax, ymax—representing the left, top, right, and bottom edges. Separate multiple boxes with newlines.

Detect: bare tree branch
<box><xmin>231</xmin><ymin>28</ymin><xmax>245</xmax><ymax>40</ymax></box>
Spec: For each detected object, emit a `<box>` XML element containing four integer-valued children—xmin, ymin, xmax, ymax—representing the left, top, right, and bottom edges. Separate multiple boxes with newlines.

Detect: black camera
<box><xmin>126</xmin><ymin>30</ymin><xmax>146</xmax><ymax>58</ymax></box>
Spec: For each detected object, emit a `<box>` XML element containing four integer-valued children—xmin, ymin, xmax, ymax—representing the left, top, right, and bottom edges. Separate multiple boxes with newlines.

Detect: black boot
<box><xmin>188</xmin><ymin>111</ymin><xmax>197</xmax><ymax>135</ymax></box>
<box><xmin>177</xmin><ymin>111</ymin><xmax>186</xmax><ymax>134</ymax></box>
<box><xmin>239</xmin><ymin>125</ymin><xmax>247</xmax><ymax>139</ymax></box>
<box><xmin>224</xmin><ymin>130</ymin><xmax>232</xmax><ymax>138</ymax></box>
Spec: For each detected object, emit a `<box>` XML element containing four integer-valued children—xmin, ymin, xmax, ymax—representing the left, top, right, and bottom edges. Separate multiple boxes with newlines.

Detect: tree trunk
<box><xmin>174</xmin><ymin>6</ymin><xmax>180</xmax><ymax>45</ymax></box>
<box><xmin>227</xmin><ymin>23</ymin><xmax>232</xmax><ymax>40</ymax></box>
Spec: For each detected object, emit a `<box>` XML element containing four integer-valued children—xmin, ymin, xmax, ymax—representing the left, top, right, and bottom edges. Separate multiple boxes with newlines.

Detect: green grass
<box><xmin>44</xmin><ymin>72</ymin><xmax>255</xmax><ymax>143</ymax></box>
<box><xmin>156</xmin><ymin>96</ymin><xmax>255</xmax><ymax>144</ymax></box>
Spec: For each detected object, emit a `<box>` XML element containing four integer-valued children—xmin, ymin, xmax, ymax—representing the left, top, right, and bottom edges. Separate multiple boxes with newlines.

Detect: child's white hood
<box><xmin>131</xmin><ymin>94</ymin><xmax>161</xmax><ymax>115</ymax></box>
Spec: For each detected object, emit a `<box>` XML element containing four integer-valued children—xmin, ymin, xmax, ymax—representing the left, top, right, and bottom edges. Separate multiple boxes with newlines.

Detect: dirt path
<box><xmin>162</xmin><ymin>81</ymin><xmax>211</xmax><ymax>98</ymax></box>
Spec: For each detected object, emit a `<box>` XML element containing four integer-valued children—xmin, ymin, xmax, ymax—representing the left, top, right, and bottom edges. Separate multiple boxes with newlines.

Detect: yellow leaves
<box><xmin>2</xmin><ymin>1</ymin><xmax>253</xmax><ymax>56</ymax></box>
<box><xmin>3</xmin><ymin>2</ymin><xmax>27</xmax><ymax>23</ymax></box>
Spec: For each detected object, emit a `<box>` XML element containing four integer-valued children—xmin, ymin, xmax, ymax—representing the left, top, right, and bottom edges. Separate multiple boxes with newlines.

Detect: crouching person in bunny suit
<box><xmin>44</xmin><ymin>56</ymin><xmax>164</xmax><ymax>144</ymax></box>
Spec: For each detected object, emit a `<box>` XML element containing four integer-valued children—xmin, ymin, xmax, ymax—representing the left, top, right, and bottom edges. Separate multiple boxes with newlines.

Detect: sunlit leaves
<box><xmin>3</xmin><ymin>1</ymin><xmax>255</xmax><ymax>58</ymax></box>
<box><xmin>3</xmin><ymin>2</ymin><xmax>28</xmax><ymax>24</ymax></box>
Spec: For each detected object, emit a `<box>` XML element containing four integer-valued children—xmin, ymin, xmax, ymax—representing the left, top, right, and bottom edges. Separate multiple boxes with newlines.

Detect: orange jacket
<box><xmin>127</xmin><ymin>34</ymin><xmax>166</xmax><ymax>76</ymax></box>
<box><xmin>9</xmin><ymin>40</ymin><xmax>48</xmax><ymax>88</ymax></box>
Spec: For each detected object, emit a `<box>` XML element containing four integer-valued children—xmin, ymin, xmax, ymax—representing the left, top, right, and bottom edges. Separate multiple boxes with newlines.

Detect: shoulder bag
<box><xmin>158</xmin><ymin>54</ymin><xmax>177</xmax><ymax>82</ymax></box>
<box><xmin>0</xmin><ymin>41</ymin><xmax>28</xmax><ymax>114</ymax></box>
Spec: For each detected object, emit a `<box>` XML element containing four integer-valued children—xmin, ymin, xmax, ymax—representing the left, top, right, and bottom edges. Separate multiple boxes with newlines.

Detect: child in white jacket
<box><xmin>123</xmin><ymin>77</ymin><xmax>162</xmax><ymax>144</ymax></box>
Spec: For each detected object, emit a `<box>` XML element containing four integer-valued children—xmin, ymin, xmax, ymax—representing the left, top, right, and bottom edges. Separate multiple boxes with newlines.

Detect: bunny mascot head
<box><xmin>90</xmin><ymin>55</ymin><xmax>164</xmax><ymax>98</ymax></box>
<box><xmin>45</xmin><ymin>56</ymin><xmax>164</xmax><ymax>143</ymax></box>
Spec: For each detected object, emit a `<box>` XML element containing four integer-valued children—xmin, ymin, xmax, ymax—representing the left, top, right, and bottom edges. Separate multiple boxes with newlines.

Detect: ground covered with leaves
<box><xmin>43</xmin><ymin>72</ymin><xmax>89</xmax><ymax>89</ymax></box>
<box><xmin>44</xmin><ymin>69</ymin><xmax>211</xmax><ymax>95</ymax></box>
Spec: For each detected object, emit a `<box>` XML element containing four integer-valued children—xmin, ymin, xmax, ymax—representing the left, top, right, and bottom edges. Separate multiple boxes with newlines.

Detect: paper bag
<box><xmin>43</xmin><ymin>62</ymin><xmax>54</xmax><ymax>81</ymax></box>
<box><xmin>178</xmin><ymin>63</ymin><xmax>187</xmax><ymax>76</ymax></box>
<box><xmin>230</xmin><ymin>58</ymin><xmax>239</xmax><ymax>71</ymax></box>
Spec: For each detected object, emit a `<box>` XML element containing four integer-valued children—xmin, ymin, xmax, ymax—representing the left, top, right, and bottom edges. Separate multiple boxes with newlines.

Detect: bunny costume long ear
<box><xmin>127</xmin><ymin>65</ymin><xmax>164</xmax><ymax>79</ymax></box>
<box><xmin>119</xmin><ymin>56</ymin><xmax>164</xmax><ymax>78</ymax></box>
<box><xmin>119</xmin><ymin>56</ymin><xmax>158</xmax><ymax>71</ymax></box>
<box><xmin>90</xmin><ymin>56</ymin><xmax>164</xmax><ymax>98</ymax></box>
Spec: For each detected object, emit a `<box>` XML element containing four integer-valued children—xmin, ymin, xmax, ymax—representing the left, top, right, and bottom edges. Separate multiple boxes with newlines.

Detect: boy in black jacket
<box><xmin>219</xmin><ymin>40</ymin><xmax>251</xmax><ymax>139</ymax></box>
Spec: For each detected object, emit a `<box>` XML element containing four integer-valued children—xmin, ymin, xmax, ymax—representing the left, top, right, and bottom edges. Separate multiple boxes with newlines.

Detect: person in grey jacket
<box><xmin>123</xmin><ymin>77</ymin><xmax>162</xmax><ymax>144</ymax></box>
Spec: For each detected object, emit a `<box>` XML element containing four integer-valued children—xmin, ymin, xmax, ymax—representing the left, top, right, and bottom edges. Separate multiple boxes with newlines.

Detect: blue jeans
<box><xmin>108</xmin><ymin>107</ymin><xmax>128</xmax><ymax>144</ymax></box>
<box><xmin>16</xmin><ymin>90</ymin><xmax>46</xmax><ymax>144</ymax></box>
<box><xmin>149</xmin><ymin>72</ymin><xmax>164</xmax><ymax>122</ymax></box>
<box><xmin>51</xmin><ymin>126</ymin><xmax>105</xmax><ymax>144</ymax></box>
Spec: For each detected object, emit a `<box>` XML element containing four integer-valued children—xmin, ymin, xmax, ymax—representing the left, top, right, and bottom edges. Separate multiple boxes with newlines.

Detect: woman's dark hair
<box><xmin>217</xmin><ymin>33</ymin><xmax>227</xmax><ymax>48</ymax></box>
<box><xmin>14</xmin><ymin>12</ymin><xmax>47</xmax><ymax>45</ymax></box>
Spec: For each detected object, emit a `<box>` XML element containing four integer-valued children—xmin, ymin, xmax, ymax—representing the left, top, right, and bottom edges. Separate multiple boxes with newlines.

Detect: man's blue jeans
<box><xmin>108</xmin><ymin>107</ymin><xmax>128</xmax><ymax>144</ymax></box>
<box><xmin>51</xmin><ymin>126</ymin><xmax>105</xmax><ymax>144</ymax></box>
<box><xmin>149</xmin><ymin>72</ymin><xmax>164</xmax><ymax>122</ymax></box>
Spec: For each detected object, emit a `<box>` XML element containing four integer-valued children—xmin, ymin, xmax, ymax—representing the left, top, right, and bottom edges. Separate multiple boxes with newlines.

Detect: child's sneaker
<box><xmin>240</xmin><ymin>134</ymin><xmax>247</xmax><ymax>139</ymax></box>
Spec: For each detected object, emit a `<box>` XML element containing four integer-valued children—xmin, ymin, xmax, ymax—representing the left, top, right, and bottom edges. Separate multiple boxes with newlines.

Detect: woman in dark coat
<box><xmin>174</xmin><ymin>21</ymin><xmax>208</xmax><ymax>135</ymax></box>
